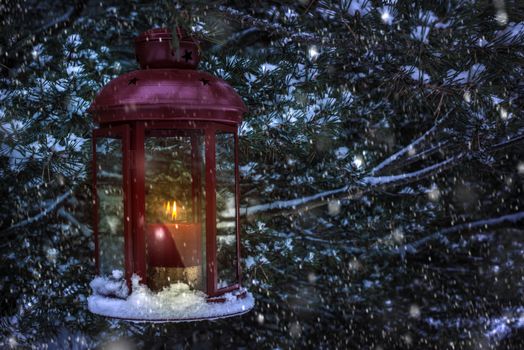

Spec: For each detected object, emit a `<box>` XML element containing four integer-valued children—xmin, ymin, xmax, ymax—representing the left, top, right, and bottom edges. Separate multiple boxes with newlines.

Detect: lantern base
<box><xmin>87</xmin><ymin>275</ymin><xmax>254</xmax><ymax>322</ymax></box>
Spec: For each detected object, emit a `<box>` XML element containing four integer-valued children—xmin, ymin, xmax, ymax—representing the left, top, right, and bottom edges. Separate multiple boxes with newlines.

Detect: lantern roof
<box><xmin>88</xmin><ymin>28</ymin><xmax>246</xmax><ymax>125</ymax></box>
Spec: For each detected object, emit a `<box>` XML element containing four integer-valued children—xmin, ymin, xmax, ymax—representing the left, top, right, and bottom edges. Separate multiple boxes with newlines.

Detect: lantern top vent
<box><xmin>88</xmin><ymin>28</ymin><xmax>246</xmax><ymax>125</ymax></box>
<box><xmin>135</xmin><ymin>27</ymin><xmax>200</xmax><ymax>69</ymax></box>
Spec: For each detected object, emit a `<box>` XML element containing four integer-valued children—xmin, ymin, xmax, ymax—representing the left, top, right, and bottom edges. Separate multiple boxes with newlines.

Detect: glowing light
<box><xmin>328</xmin><ymin>200</ymin><xmax>341</xmax><ymax>216</ymax></box>
<box><xmin>409</xmin><ymin>304</ymin><xmax>421</xmax><ymax>318</ymax></box>
<box><xmin>307</xmin><ymin>272</ymin><xmax>318</xmax><ymax>283</ymax></box>
<box><xmin>391</xmin><ymin>228</ymin><xmax>404</xmax><ymax>243</ymax></box>
<box><xmin>463</xmin><ymin>90</ymin><xmax>471</xmax><ymax>103</ymax></box>
<box><xmin>308</xmin><ymin>46</ymin><xmax>319</xmax><ymax>60</ymax></box>
<box><xmin>8</xmin><ymin>337</ymin><xmax>18</xmax><ymax>348</ymax></box>
<box><xmin>348</xmin><ymin>259</ymin><xmax>362</xmax><ymax>272</ymax></box>
<box><xmin>381</xmin><ymin>11</ymin><xmax>390</xmax><ymax>22</ymax></box>
<box><xmin>517</xmin><ymin>162</ymin><xmax>524</xmax><ymax>174</ymax></box>
<box><xmin>353</xmin><ymin>155</ymin><xmax>363</xmax><ymax>168</ymax></box>
<box><xmin>163</xmin><ymin>200</ymin><xmax>177</xmax><ymax>220</ymax></box>
<box><xmin>496</xmin><ymin>10</ymin><xmax>508</xmax><ymax>25</ymax></box>
<box><xmin>499</xmin><ymin>107</ymin><xmax>508</xmax><ymax>120</ymax></box>
<box><xmin>154</xmin><ymin>228</ymin><xmax>164</xmax><ymax>240</ymax></box>
<box><xmin>379</xmin><ymin>7</ymin><xmax>394</xmax><ymax>25</ymax></box>
<box><xmin>428</xmin><ymin>187</ymin><xmax>440</xmax><ymax>201</ymax></box>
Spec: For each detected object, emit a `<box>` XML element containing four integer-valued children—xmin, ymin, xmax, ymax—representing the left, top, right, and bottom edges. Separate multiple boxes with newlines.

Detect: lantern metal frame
<box><xmin>92</xmin><ymin>120</ymin><xmax>243</xmax><ymax>298</ymax></box>
<box><xmin>89</xmin><ymin>28</ymin><xmax>247</xmax><ymax>302</ymax></box>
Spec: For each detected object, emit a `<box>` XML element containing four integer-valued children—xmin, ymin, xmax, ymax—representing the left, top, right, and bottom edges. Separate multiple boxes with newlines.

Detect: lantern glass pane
<box><xmin>215</xmin><ymin>132</ymin><xmax>238</xmax><ymax>289</ymax></box>
<box><xmin>144</xmin><ymin>131</ymin><xmax>206</xmax><ymax>293</ymax></box>
<box><xmin>95</xmin><ymin>138</ymin><xmax>125</xmax><ymax>275</ymax></box>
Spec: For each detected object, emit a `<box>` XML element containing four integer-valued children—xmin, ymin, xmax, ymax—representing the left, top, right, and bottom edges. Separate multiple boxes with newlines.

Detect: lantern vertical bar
<box><xmin>132</xmin><ymin>121</ymin><xmax>147</xmax><ymax>283</ymax></box>
<box><xmin>205</xmin><ymin>126</ymin><xmax>217</xmax><ymax>295</ymax></box>
<box><xmin>92</xmin><ymin>132</ymin><xmax>99</xmax><ymax>276</ymax></box>
<box><xmin>121</xmin><ymin>127</ymin><xmax>133</xmax><ymax>284</ymax></box>
<box><xmin>191</xmin><ymin>133</ymin><xmax>202</xmax><ymax>223</ymax></box>
<box><xmin>234</xmin><ymin>131</ymin><xmax>242</xmax><ymax>286</ymax></box>
<box><xmin>92</xmin><ymin>125</ymin><xmax>132</xmax><ymax>284</ymax></box>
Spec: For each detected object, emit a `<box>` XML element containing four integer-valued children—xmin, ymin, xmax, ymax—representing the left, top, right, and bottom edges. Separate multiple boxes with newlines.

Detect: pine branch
<box><xmin>239</xmin><ymin>131</ymin><xmax>524</xmax><ymax>217</ymax></box>
<box><xmin>490</xmin><ymin>131</ymin><xmax>524</xmax><ymax>152</ymax></box>
<box><xmin>2</xmin><ymin>191</ymin><xmax>72</xmax><ymax>235</ymax></box>
<box><xmin>235</xmin><ymin>153</ymin><xmax>463</xmax><ymax>218</ymax></box>
<box><xmin>217</xmin><ymin>6</ymin><xmax>323</xmax><ymax>44</ymax></box>
<box><xmin>382</xmin><ymin>140</ymin><xmax>453</xmax><ymax>173</ymax></box>
<box><xmin>369</xmin><ymin>110</ymin><xmax>452</xmax><ymax>176</ymax></box>
<box><xmin>209</xmin><ymin>27</ymin><xmax>269</xmax><ymax>52</ymax></box>
<box><xmin>57</xmin><ymin>207</ymin><xmax>92</xmax><ymax>236</ymax></box>
<box><xmin>239</xmin><ymin>186</ymin><xmax>349</xmax><ymax>217</ymax></box>
<box><xmin>360</xmin><ymin>153</ymin><xmax>464</xmax><ymax>187</ymax></box>
<box><xmin>2</xmin><ymin>0</ymin><xmax>87</xmax><ymax>72</ymax></box>
<box><xmin>395</xmin><ymin>211</ymin><xmax>524</xmax><ymax>255</ymax></box>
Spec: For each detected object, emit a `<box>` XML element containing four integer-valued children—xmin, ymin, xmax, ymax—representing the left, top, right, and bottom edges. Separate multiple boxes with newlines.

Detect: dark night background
<box><xmin>1</xmin><ymin>0</ymin><xmax>524</xmax><ymax>348</ymax></box>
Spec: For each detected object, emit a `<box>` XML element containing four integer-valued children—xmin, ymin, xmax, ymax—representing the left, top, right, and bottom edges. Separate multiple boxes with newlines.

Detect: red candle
<box><xmin>146</xmin><ymin>223</ymin><xmax>202</xmax><ymax>268</ymax></box>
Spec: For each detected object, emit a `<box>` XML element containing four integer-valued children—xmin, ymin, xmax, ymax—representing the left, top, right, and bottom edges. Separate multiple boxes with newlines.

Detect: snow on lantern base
<box><xmin>87</xmin><ymin>273</ymin><xmax>254</xmax><ymax>322</ymax></box>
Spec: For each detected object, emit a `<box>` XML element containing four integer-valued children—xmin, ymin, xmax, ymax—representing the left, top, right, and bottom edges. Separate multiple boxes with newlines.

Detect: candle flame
<box><xmin>164</xmin><ymin>200</ymin><xmax>177</xmax><ymax>220</ymax></box>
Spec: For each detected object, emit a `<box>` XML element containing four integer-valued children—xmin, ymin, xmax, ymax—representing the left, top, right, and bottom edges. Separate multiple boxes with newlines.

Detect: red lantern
<box><xmin>88</xmin><ymin>28</ymin><xmax>252</xmax><ymax>321</ymax></box>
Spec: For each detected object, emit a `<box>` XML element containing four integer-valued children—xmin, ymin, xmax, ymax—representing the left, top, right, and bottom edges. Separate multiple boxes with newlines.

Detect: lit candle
<box><xmin>146</xmin><ymin>198</ymin><xmax>202</xmax><ymax>291</ymax></box>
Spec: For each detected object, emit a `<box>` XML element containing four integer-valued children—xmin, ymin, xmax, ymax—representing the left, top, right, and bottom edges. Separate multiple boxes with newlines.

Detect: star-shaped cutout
<box><xmin>182</xmin><ymin>50</ymin><xmax>192</xmax><ymax>62</ymax></box>
<box><xmin>128</xmin><ymin>77</ymin><xmax>139</xmax><ymax>85</ymax></box>
<box><xmin>199</xmin><ymin>78</ymin><xmax>210</xmax><ymax>85</ymax></box>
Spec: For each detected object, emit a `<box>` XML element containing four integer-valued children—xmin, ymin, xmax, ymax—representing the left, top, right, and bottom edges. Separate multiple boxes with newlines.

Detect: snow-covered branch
<box><xmin>360</xmin><ymin>153</ymin><xmax>464</xmax><ymax>187</ymax></box>
<box><xmin>370</xmin><ymin>111</ymin><xmax>451</xmax><ymax>176</ymax></box>
<box><xmin>239</xmin><ymin>186</ymin><xmax>349</xmax><ymax>217</ymax></box>
<box><xmin>396</xmin><ymin>211</ymin><xmax>524</xmax><ymax>255</ymax></box>
<box><xmin>380</xmin><ymin>140</ymin><xmax>451</xmax><ymax>173</ymax></box>
<box><xmin>2</xmin><ymin>191</ymin><xmax>72</xmax><ymax>233</ymax></box>
<box><xmin>489</xmin><ymin>132</ymin><xmax>524</xmax><ymax>152</ymax></box>
<box><xmin>58</xmin><ymin>207</ymin><xmax>92</xmax><ymax>236</ymax></box>
<box><xmin>238</xmin><ymin>115</ymin><xmax>522</xmax><ymax>218</ymax></box>
<box><xmin>210</xmin><ymin>28</ymin><xmax>268</xmax><ymax>52</ymax></box>
<box><xmin>217</xmin><ymin>6</ymin><xmax>322</xmax><ymax>44</ymax></box>
<box><xmin>237</xmin><ymin>112</ymin><xmax>461</xmax><ymax>217</ymax></box>
<box><xmin>238</xmin><ymin>153</ymin><xmax>464</xmax><ymax>217</ymax></box>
